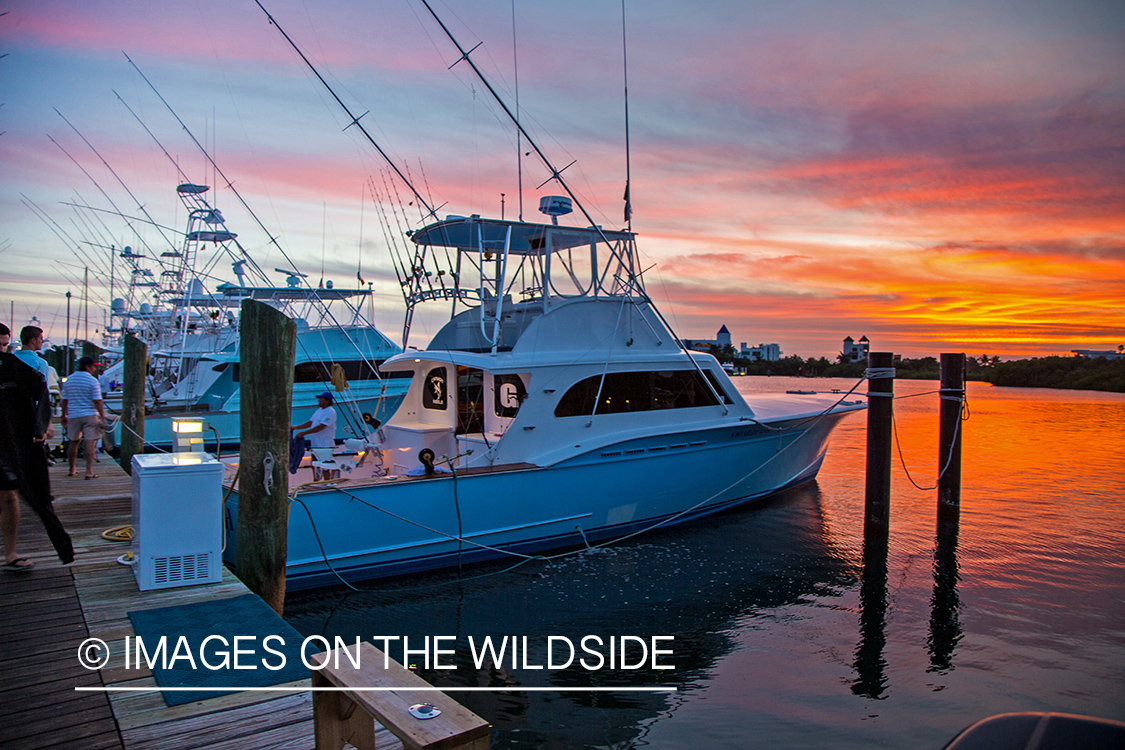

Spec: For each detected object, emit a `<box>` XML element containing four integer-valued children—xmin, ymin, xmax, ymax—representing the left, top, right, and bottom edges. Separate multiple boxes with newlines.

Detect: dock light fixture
<box><xmin>171</xmin><ymin>417</ymin><xmax>207</xmax><ymax>453</ymax></box>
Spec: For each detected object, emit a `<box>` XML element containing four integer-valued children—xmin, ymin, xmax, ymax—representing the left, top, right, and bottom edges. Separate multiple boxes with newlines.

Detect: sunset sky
<box><xmin>2</xmin><ymin>0</ymin><xmax>1122</xmax><ymax>359</ymax></box>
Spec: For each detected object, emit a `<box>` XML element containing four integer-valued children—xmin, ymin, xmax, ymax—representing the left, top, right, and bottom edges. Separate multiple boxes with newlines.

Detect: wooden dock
<box><xmin>0</xmin><ymin>457</ymin><xmax>407</xmax><ymax>750</ymax></box>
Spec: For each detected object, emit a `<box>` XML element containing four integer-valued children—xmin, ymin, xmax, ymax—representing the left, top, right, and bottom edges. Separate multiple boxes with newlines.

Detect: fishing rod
<box><xmin>54</xmin><ymin>109</ymin><xmax>182</xmax><ymax>255</ymax></box>
<box><xmin>114</xmin><ymin>90</ymin><xmax>274</xmax><ymax>287</ymax></box>
<box><xmin>46</xmin><ymin>134</ymin><xmax>175</xmax><ymax>271</ymax></box>
<box><xmin>60</xmin><ymin>201</ymin><xmax>181</xmax><ymax>237</ymax></box>
<box><xmin>414</xmin><ymin>0</ymin><xmax>637</xmax><ymax>277</ymax></box>
<box><xmin>122</xmin><ymin>55</ymin><xmax>294</xmax><ymax>283</ymax></box>
<box><xmin>415</xmin><ymin>0</ymin><xmax>728</xmax><ymax>409</ymax></box>
<box><xmin>252</xmin><ymin>0</ymin><xmax>440</xmax><ymax>222</ymax></box>
<box><xmin>22</xmin><ymin>194</ymin><xmax>111</xmax><ymax>282</ymax></box>
<box><xmin>122</xmin><ymin>54</ymin><xmax>386</xmax><ymax>383</ymax></box>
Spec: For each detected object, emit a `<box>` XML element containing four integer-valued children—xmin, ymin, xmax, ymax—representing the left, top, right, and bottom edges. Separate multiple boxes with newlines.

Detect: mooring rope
<box><xmin>893</xmin><ymin>388</ymin><xmax>970</xmax><ymax>491</ymax></box>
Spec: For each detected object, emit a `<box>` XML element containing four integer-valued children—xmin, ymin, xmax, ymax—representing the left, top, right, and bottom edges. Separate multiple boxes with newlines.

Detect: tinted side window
<box><xmin>554</xmin><ymin>370</ymin><xmax>721</xmax><ymax>417</ymax></box>
<box><xmin>294</xmin><ymin>361</ymin><xmax>331</xmax><ymax>383</ymax></box>
<box><xmin>702</xmin><ymin>370</ymin><xmax>734</xmax><ymax>404</ymax></box>
<box><xmin>494</xmin><ymin>374</ymin><xmax>527</xmax><ymax>418</ymax></box>
<box><xmin>423</xmin><ymin>367</ymin><xmax>448</xmax><ymax>410</ymax></box>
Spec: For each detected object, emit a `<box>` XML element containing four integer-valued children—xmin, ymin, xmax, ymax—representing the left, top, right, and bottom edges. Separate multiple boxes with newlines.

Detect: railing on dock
<box><xmin>313</xmin><ymin>642</ymin><xmax>490</xmax><ymax>750</ymax></box>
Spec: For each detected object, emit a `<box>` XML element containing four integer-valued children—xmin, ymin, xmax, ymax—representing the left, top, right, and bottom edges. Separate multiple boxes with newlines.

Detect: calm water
<box><xmin>285</xmin><ymin>377</ymin><xmax>1125</xmax><ymax>748</ymax></box>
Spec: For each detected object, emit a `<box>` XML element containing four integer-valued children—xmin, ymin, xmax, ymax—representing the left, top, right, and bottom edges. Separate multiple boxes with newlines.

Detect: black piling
<box><xmin>118</xmin><ymin>333</ymin><xmax>147</xmax><ymax>474</ymax></box>
<box><xmin>236</xmin><ymin>300</ymin><xmax>296</xmax><ymax>615</ymax></box>
<box><xmin>937</xmin><ymin>352</ymin><xmax>965</xmax><ymax>524</ymax></box>
<box><xmin>864</xmin><ymin>352</ymin><xmax>895</xmax><ymax>535</ymax></box>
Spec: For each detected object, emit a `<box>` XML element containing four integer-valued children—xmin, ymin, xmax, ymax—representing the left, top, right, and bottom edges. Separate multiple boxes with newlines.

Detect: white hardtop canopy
<box><xmin>408</xmin><ymin>216</ymin><xmax>634</xmax><ymax>256</ymax></box>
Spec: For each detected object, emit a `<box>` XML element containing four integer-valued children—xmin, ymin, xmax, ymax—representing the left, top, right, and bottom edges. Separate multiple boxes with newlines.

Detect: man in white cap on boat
<box><xmin>291</xmin><ymin>391</ymin><xmax>338</xmax><ymax>480</ymax></box>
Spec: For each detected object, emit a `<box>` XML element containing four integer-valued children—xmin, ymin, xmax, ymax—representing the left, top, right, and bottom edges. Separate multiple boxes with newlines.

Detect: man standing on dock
<box><xmin>0</xmin><ymin>351</ymin><xmax>74</xmax><ymax>571</ymax></box>
<box><xmin>61</xmin><ymin>356</ymin><xmax>106</xmax><ymax>480</ymax></box>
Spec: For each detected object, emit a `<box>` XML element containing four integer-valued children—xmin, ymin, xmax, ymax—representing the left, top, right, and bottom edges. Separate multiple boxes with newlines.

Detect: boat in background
<box><xmin>98</xmin><ymin>182</ymin><xmax>409</xmax><ymax>450</ymax></box>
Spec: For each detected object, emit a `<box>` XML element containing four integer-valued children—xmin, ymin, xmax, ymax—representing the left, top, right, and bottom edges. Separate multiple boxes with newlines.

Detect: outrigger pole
<box><xmin>414</xmin><ymin>0</ymin><xmax>728</xmax><ymax>411</ymax></box>
<box><xmin>414</xmin><ymin>0</ymin><xmax>640</xmax><ymax>285</ymax></box>
<box><xmin>251</xmin><ymin>0</ymin><xmax>439</xmax><ymax>222</ymax></box>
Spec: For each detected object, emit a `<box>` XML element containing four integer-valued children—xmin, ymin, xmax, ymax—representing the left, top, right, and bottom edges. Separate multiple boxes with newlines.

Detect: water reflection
<box><xmin>852</xmin><ymin>533</ymin><xmax>889</xmax><ymax>699</ymax></box>
<box><xmin>285</xmin><ymin>483</ymin><xmax>854</xmax><ymax>749</ymax></box>
<box><xmin>928</xmin><ymin>522</ymin><xmax>962</xmax><ymax>673</ymax></box>
<box><xmin>279</xmin><ymin>380</ymin><xmax>1125</xmax><ymax>749</ymax></box>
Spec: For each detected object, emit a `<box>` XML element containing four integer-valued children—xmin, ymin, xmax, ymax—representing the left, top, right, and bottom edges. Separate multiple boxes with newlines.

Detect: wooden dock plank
<box><xmin>0</xmin><ymin>458</ymin><xmax>460</xmax><ymax>750</ymax></box>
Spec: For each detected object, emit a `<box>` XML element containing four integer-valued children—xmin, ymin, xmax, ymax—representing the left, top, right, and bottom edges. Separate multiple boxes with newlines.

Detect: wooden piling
<box><xmin>118</xmin><ymin>333</ymin><xmax>147</xmax><ymax>474</ymax></box>
<box><xmin>864</xmin><ymin>352</ymin><xmax>894</xmax><ymax>535</ymax></box>
<box><xmin>937</xmin><ymin>352</ymin><xmax>965</xmax><ymax>523</ymax></box>
<box><xmin>236</xmin><ymin>300</ymin><xmax>296</xmax><ymax>615</ymax></box>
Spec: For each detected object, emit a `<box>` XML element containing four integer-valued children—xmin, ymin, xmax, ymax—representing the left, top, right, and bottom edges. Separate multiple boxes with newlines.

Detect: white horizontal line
<box><xmin>76</xmin><ymin>686</ymin><xmax>676</xmax><ymax>693</ymax></box>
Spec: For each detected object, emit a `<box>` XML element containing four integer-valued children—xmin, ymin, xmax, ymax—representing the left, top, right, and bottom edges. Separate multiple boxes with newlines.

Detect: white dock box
<box><xmin>131</xmin><ymin>453</ymin><xmax>224</xmax><ymax>590</ymax></box>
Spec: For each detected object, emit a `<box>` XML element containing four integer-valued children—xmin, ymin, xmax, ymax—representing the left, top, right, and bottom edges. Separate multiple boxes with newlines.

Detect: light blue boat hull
<box><xmin>223</xmin><ymin>411</ymin><xmax>848</xmax><ymax>590</ymax></box>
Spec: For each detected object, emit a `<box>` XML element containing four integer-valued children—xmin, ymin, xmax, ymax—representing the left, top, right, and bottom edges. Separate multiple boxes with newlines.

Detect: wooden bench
<box><xmin>312</xmin><ymin>642</ymin><xmax>490</xmax><ymax>750</ymax></box>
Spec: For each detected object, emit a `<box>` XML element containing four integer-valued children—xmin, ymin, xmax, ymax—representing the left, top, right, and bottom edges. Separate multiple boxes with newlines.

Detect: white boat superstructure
<box><xmin>225</xmin><ymin>209</ymin><xmax>864</xmax><ymax>588</ymax></box>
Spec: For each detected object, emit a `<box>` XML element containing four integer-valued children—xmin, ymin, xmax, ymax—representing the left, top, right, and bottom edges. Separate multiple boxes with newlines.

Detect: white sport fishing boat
<box><xmin>224</xmin><ymin>1</ymin><xmax>865</xmax><ymax>589</ymax></box>
<box><xmin>224</xmin><ymin>202</ymin><xmax>864</xmax><ymax>588</ymax></box>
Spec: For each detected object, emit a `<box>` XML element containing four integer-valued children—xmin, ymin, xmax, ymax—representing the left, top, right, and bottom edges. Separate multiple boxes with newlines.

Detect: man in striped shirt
<box><xmin>61</xmin><ymin>356</ymin><xmax>106</xmax><ymax>480</ymax></box>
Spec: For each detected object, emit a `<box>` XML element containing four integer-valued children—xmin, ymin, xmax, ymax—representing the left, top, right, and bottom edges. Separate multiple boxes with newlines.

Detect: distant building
<box><xmin>842</xmin><ymin>335</ymin><xmax>870</xmax><ymax>362</ymax></box>
<box><xmin>740</xmin><ymin>342</ymin><xmax>781</xmax><ymax>361</ymax></box>
<box><xmin>1072</xmin><ymin>349</ymin><xmax>1125</xmax><ymax>360</ymax></box>
<box><xmin>682</xmin><ymin>326</ymin><xmax>781</xmax><ymax>361</ymax></box>
<box><xmin>683</xmin><ymin>325</ymin><xmax>733</xmax><ymax>353</ymax></box>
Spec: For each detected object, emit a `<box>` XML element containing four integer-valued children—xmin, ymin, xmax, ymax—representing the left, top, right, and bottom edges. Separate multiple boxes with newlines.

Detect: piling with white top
<box><xmin>864</xmin><ymin>352</ymin><xmax>894</xmax><ymax>535</ymax></box>
<box><xmin>937</xmin><ymin>352</ymin><xmax>965</xmax><ymax>523</ymax></box>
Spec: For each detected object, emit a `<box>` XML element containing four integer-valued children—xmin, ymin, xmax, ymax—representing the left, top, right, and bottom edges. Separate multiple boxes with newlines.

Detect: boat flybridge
<box><xmin>100</xmin><ymin>182</ymin><xmax>410</xmax><ymax>450</ymax></box>
<box><xmin>223</xmin><ymin>198</ymin><xmax>866</xmax><ymax>589</ymax></box>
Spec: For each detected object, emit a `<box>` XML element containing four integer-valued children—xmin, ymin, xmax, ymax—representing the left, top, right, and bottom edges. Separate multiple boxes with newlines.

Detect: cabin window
<box><xmin>494</xmin><ymin>374</ymin><xmax>527</xmax><ymax>419</ymax></box>
<box><xmin>457</xmin><ymin>367</ymin><xmax>485</xmax><ymax>434</ymax></box>
<box><xmin>232</xmin><ymin>360</ymin><xmax>412</xmax><ymax>384</ymax></box>
<box><xmin>293</xmin><ymin>361</ymin><xmax>332</xmax><ymax>383</ymax></box>
<box><xmin>554</xmin><ymin>370</ymin><xmax>722</xmax><ymax>417</ymax></box>
<box><xmin>423</xmin><ymin>367</ymin><xmax>448</xmax><ymax>410</ymax></box>
<box><xmin>703</xmin><ymin>370</ymin><xmax>735</xmax><ymax>404</ymax></box>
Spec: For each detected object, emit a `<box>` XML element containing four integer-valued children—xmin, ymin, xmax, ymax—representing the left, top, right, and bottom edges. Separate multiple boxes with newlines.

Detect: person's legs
<box><xmin>0</xmin><ymin>488</ymin><xmax>19</xmax><ymax>565</ymax></box>
<box><xmin>84</xmin><ymin>439</ymin><xmax>98</xmax><ymax>478</ymax></box>
<box><xmin>66</xmin><ymin>416</ymin><xmax>85</xmax><ymax>475</ymax></box>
